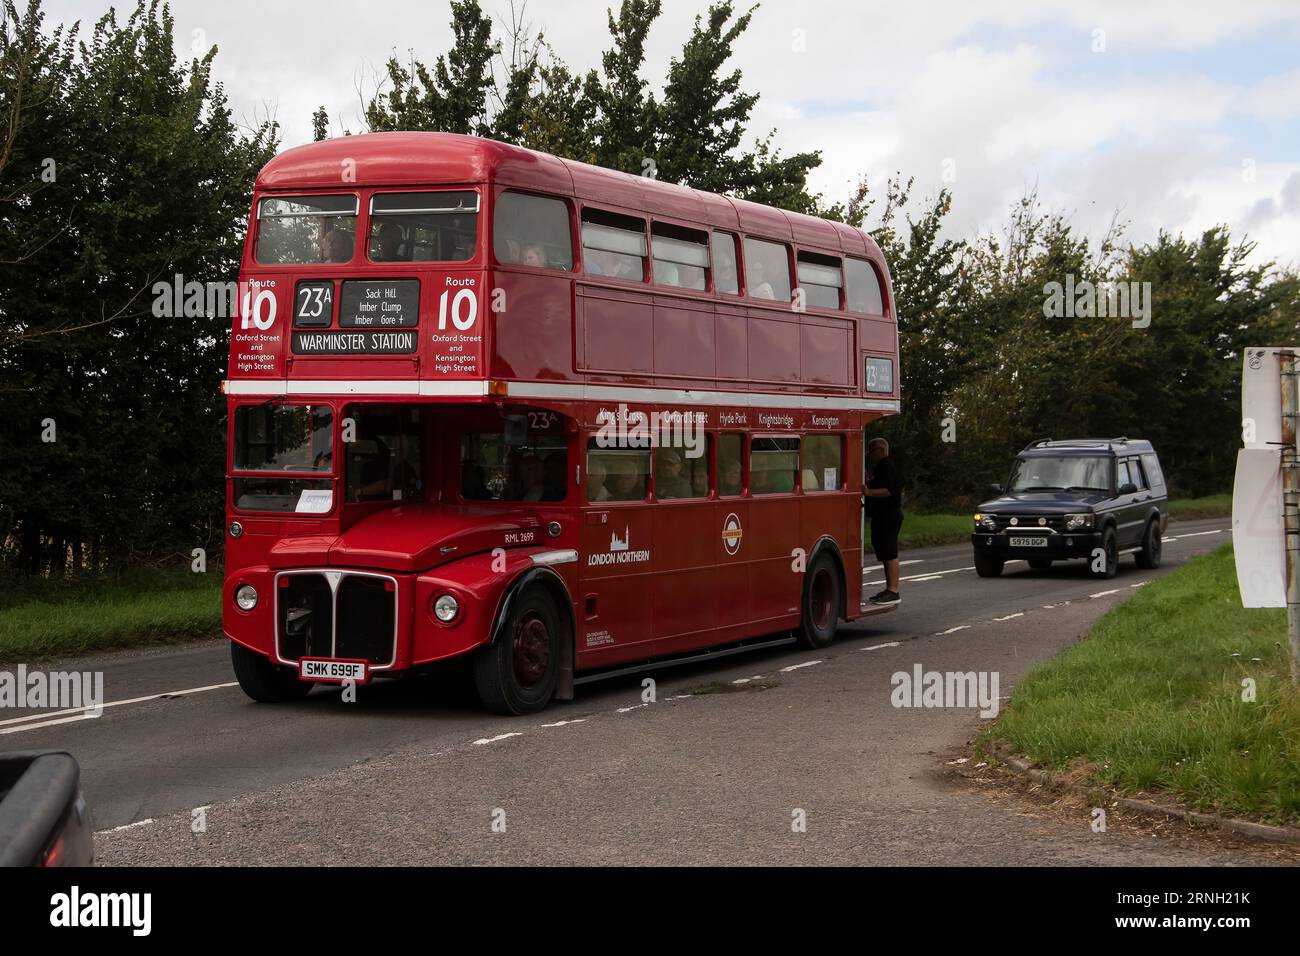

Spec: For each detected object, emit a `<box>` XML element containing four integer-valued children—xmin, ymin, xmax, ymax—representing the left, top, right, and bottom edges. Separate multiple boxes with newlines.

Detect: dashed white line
<box><xmin>472</xmin><ymin>732</ymin><xmax>523</xmax><ymax>746</ymax></box>
<box><xmin>935</xmin><ymin>625</ymin><xmax>970</xmax><ymax>636</ymax></box>
<box><xmin>1090</xmin><ymin>589</ymin><xmax>1120</xmax><ymax>598</ymax></box>
<box><xmin>1177</xmin><ymin>529</ymin><xmax>1224</xmax><ymax>538</ymax></box>
<box><xmin>860</xmin><ymin>641</ymin><xmax>902</xmax><ymax>651</ymax></box>
<box><xmin>0</xmin><ymin>681</ymin><xmax>240</xmax><ymax>736</ymax></box>
<box><xmin>98</xmin><ymin>818</ymin><xmax>155</xmax><ymax>834</ymax></box>
<box><xmin>539</xmin><ymin>719</ymin><xmax>586</xmax><ymax>728</ymax></box>
<box><xmin>731</xmin><ymin>676</ymin><xmax>766</xmax><ymax>684</ymax></box>
<box><xmin>993</xmin><ymin>612</ymin><xmax>1025</xmax><ymax>621</ymax></box>
<box><xmin>780</xmin><ymin>660</ymin><xmax>823</xmax><ymax>672</ymax></box>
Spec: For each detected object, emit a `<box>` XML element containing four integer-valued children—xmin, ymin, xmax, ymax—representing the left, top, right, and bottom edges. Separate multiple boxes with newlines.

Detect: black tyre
<box><xmin>974</xmin><ymin>552</ymin><xmax>1004</xmax><ymax>578</ymax></box>
<box><xmin>230</xmin><ymin>641</ymin><xmax>313</xmax><ymax>703</ymax></box>
<box><xmin>474</xmin><ymin>584</ymin><xmax>561</xmax><ymax>715</ymax></box>
<box><xmin>798</xmin><ymin>553</ymin><xmax>843</xmax><ymax>649</ymax></box>
<box><xmin>1089</xmin><ymin>526</ymin><xmax>1119</xmax><ymax>579</ymax></box>
<box><xmin>1134</xmin><ymin>519</ymin><xmax>1162</xmax><ymax>569</ymax></box>
<box><xmin>1027</xmin><ymin>558</ymin><xmax>1053</xmax><ymax>570</ymax></box>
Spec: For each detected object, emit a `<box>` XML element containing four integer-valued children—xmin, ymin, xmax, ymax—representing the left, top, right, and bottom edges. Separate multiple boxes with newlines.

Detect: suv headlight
<box><xmin>1065</xmin><ymin>513</ymin><xmax>1095</xmax><ymax>531</ymax></box>
<box><xmin>973</xmin><ymin>513</ymin><xmax>998</xmax><ymax>532</ymax></box>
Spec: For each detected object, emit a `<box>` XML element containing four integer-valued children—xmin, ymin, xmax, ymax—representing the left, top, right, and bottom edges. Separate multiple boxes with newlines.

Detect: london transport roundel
<box><xmin>722</xmin><ymin>513</ymin><xmax>743</xmax><ymax>555</ymax></box>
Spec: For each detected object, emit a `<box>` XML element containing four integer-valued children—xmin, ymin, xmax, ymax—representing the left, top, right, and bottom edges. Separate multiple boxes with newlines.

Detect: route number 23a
<box><xmin>438</xmin><ymin>289</ymin><xmax>478</xmax><ymax>331</ymax></box>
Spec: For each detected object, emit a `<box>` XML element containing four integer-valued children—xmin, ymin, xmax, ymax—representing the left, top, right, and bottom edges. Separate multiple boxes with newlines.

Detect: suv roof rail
<box><xmin>1022</xmin><ymin>437</ymin><xmax>1053</xmax><ymax>450</ymax></box>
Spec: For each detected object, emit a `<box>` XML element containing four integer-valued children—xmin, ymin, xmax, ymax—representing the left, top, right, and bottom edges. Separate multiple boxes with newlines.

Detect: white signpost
<box><xmin>1233</xmin><ymin>347</ymin><xmax>1300</xmax><ymax>680</ymax></box>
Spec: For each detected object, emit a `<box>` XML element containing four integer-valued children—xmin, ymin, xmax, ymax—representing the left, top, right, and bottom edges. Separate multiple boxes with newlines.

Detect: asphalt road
<box><xmin>1</xmin><ymin>518</ymin><xmax>1256</xmax><ymax>865</ymax></box>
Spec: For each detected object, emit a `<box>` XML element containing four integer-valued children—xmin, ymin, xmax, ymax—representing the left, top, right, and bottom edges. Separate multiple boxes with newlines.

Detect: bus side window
<box><xmin>493</xmin><ymin>191</ymin><xmax>573</xmax><ymax>270</ymax></box>
<box><xmin>743</xmin><ymin>237</ymin><xmax>791</xmax><ymax>302</ymax></box>
<box><xmin>651</xmin><ymin>222</ymin><xmax>708</xmax><ymax>290</ymax></box>
<box><xmin>582</xmin><ymin>208</ymin><xmax>647</xmax><ymax>281</ymax></box>
<box><xmin>586</xmin><ymin>441</ymin><xmax>650</xmax><ymax>502</ymax></box>
<box><xmin>750</xmin><ymin>437</ymin><xmax>799</xmax><ymax>494</ymax></box>
<box><xmin>712</xmin><ymin>233</ymin><xmax>740</xmax><ymax>295</ymax></box>
<box><xmin>845</xmin><ymin>257</ymin><xmax>885</xmax><ymax>314</ymax></box>
<box><xmin>654</xmin><ymin>440</ymin><xmax>709</xmax><ymax>500</ymax></box>
<box><xmin>718</xmin><ymin>433</ymin><xmax>744</xmax><ymax>495</ymax></box>
<box><xmin>797</xmin><ymin>251</ymin><xmax>843</xmax><ymax>310</ymax></box>
<box><xmin>803</xmin><ymin>434</ymin><xmax>842</xmax><ymax>492</ymax></box>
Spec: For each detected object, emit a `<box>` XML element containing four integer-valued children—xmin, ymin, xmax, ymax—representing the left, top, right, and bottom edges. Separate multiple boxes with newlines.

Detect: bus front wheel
<box><xmin>797</xmin><ymin>554</ymin><xmax>842</xmax><ymax>649</ymax></box>
<box><xmin>474</xmin><ymin>585</ymin><xmax>561</xmax><ymax>715</ymax></box>
<box><xmin>230</xmin><ymin>641</ymin><xmax>313</xmax><ymax>703</ymax></box>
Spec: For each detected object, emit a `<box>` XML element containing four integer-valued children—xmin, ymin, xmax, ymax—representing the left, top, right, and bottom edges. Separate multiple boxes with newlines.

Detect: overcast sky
<box><xmin>44</xmin><ymin>0</ymin><xmax>1300</xmax><ymax>267</ymax></box>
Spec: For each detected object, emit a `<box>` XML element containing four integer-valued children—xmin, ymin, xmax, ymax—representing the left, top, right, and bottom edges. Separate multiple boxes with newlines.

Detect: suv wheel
<box><xmin>1135</xmin><ymin>519</ymin><xmax>1162</xmax><ymax>569</ymax></box>
<box><xmin>1089</xmin><ymin>527</ymin><xmax>1119</xmax><ymax>579</ymax></box>
<box><xmin>974</xmin><ymin>552</ymin><xmax>1004</xmax><ymax>578</ymax></box>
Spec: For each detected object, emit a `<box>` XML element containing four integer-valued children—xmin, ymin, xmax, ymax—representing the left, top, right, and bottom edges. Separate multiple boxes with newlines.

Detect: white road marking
<box><xmin>935</xmin><ymin>625</ymin><xmax>970</xmax><ymax>636</ymax></box>
<box><xmin>867</xmin><ymin>564</ymin><xmax>977</xmax><ymax>586</ymax></box>
<box><xmin>98</xmin><ymin>818</ymin><xmax>155</xmax><ymax>834</ymax></box>
<box><xmin>993</xmin><ymin>612</ymin><xmax>1024</xmax><ymax>621</ymax></box>
<box><xmin>0</xmin><ymin>681</ymin><xmax>240</xmax><ymax>736</ymax></box>
<box><xmin>539</xmin><ymin>719</ymin><xmax>586</xmax><ymax>728</ymax></box>
<box><xmin>1131</xmin><ymin>581</ymin><xmax>1148</xmax><ymax>588</ymax></box>
<box><xmin>1176</xmin><ymin>529</ymin><xmax>1223</xmax><ymax>538</ymax></box>
<box><xmin>780</xmin><ymin>660</ymin><xmax>822</xmax><ymax>672</ymax></box>
<box><xmin>472</xmin><ymin>732</ymin><xmax>523</xmax><ymax>745</ymax></box>
<box><xmin>616</xmin><ymin>704</ymin><xmax>647</xmax><ymax>713</ymax></box>
<box><xmin>909</xmin><ymin>575</ymin><xmax>944</xmax><ymax>582</ymax></box>
<box><xmin>1090</xmin><ymin>589</ymin><xmax>1120</xmax><ymax>598</ymax></box>
<box><xmin>731</xmin><ymin>676</ymin><xmax>766</xmax><ymax>684</ymax></box>
<box><xmin>860</xmin><ymin>641</ymin><xmax>901</xmax><ymax>651</ymax></box>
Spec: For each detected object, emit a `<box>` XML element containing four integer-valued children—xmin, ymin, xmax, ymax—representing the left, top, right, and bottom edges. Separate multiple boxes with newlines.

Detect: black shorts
<box><xmin>870</xmin><ymin>509</ymin><xmax>903</xmax><ymax>562</ymax></box>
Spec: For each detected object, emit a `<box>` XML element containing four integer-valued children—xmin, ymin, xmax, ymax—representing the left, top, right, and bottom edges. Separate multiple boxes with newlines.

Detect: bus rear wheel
<box><xmin>797</xmin><ymin>554</ymin><xmax>842</xmax><ymax>649</ymax></box>
<box><xmin>230</xmin><ymin>641</ymin><xmax>313</xmax><ymax>703</ymax></box>
<box><xmin>474</xmin><ymin>584</ymin><xmax>561</xmax><ymax>715</ymax></box>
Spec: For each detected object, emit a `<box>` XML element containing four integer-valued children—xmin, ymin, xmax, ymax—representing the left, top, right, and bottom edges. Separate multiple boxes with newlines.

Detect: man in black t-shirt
<box><xmin>864</xmin><ymin>437</ymin><xmax>903</xmax><ymax>605</ymax></box>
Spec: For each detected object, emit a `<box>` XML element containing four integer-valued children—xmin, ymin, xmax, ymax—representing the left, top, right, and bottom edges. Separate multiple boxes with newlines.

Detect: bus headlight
<box><xmin>235</xmin><ymin>585</ymin><xmax>258</xmax><ymax>611</ymax></box>
<box><xmin>433</xmin><ymin>593</ymin><xmax>460</xmax><ymax>623</ymax></box>
<box><xmin>1065</xmin><ymin>514</ymin><xmax>1094</xmax><ymax>531</ymax></box>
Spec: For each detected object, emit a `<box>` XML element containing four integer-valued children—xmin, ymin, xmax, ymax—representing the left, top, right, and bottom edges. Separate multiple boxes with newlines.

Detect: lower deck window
<box><xmin>750</xmin><ymin>437</ymin><xmax>799</xmax><ymax>494</ymax></box>
<box><xmin>587</xmin><ymin>442</ymin><xmax>650</xmax><ymax>502</ymax></box>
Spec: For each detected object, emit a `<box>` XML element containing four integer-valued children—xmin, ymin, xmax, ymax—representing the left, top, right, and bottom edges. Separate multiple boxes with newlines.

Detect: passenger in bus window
<box><xmin>720</xmin><ymin>457</ymin><xmax>742</xmax><ymax>496</ymax></box>
<box><xmin>607</xmin><ymin>457</ymin><xmax>646</xmax><ymax>501</ymax></box>
<box><xmin>374</xmin><ymin>222</ymin><xmax>406</xmax><ymax>261</ymax></box>
<box><xmin>587</xmin><ymin>457</ymin><xmax>611</xmax><ymax>502</ymax></box>
<box><xmin>461</xmin><ymin>458</ymin><xmax>488</xmax><ymax>500</ymax></box>
<box><xmin>519</xmin><ymin>454</ymin><xmax>546</xmax><ymax>501</ymax></box>
<box><xmin>749</xmin><ymin>257</ymin><xmax>775</xmax><ymax>299</ymax></box>
<box><xmin>655</xmin><ymin>449</ymin><xmax>692</xmax><ymax>499</ymax></box>
<box><xmin>321</xmin><ymin>228</ymin><xmax>354</xmax><ymax>263</ymax></box>
<box><xmin>522</xmin><ymin>243</ymin><xmax>547</xmax><ymax>268</ymax></box>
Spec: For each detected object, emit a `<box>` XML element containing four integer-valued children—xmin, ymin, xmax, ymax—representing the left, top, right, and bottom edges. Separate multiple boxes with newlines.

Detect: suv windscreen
<box><xmin>1007</xmin><ymin>455</ymin><xmax>1110</xmax><ymax>493</ymax></box>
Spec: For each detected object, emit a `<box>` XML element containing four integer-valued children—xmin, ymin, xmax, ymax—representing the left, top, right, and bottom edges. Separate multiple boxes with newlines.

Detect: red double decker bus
<box><xmin>222</xmin><ymin>132</ymin><xmax>900</xmax><ymax>714</ymax></box>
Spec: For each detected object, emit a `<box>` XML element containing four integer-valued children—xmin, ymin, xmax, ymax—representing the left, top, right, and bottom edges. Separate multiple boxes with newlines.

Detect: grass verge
<box><xmin>984</xmin><ymin>544</ymin><xmax>1300</xmax><ymax>825</ymax></box>
<box><xmin>0</xmin><ymin>568</ymin><xmax>222</xmax><ymax>663</ymax></box>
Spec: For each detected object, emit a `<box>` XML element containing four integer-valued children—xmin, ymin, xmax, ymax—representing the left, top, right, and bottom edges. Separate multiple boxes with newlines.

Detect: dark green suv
<box><xmin>971</xmin><ymin>438</ymin><xmax>1168</xmax><ymax>579</ymax></box>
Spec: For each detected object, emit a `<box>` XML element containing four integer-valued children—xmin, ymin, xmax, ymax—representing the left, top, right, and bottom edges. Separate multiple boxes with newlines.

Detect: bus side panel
<box><xmin>649</xmin><ymin>499</ymin><xmax>720</xmax><ymax>656</ymax></box>
<box><xmin>746</xmin><ymin>496</ymin><xmax>804</xmax><ymax>628</ymax></box>
<box><xmin>576</xmin><ymin>506</ymin><xmax>658</xmax><ymax>667</ymax></box>
<box><xmin>488</xmin><ymin>269</ymin><xmax>575</xmax><ymax>380</ymax></box>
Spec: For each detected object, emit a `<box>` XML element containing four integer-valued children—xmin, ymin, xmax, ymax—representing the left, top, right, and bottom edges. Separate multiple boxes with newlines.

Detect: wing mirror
<box><xmin>1117</xmin><ymin>482</ymin><xmax>1137</xmax><ymax>496</ymax></box>
<box><xmin>988</xmin><ymin>483</ymin><xmax>1004</xmax><ymax>496</ymax></box>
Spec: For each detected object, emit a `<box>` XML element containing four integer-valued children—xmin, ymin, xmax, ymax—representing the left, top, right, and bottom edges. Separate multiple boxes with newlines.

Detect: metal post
<box><xmin>1279</xmin><ymin>350</ymin><xmax>1300</xmax><ymax>682</ymax></box>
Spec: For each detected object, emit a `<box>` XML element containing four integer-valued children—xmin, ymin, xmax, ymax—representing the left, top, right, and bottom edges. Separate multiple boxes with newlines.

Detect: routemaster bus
<box><xmin>222</xmin><ymin>132</ymin><xmax>900</xmax><ymax>714</ymax></box>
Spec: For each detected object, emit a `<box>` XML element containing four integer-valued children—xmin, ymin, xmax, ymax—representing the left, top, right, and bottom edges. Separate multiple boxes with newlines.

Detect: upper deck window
<box><xmin>845</xmin><ymin>257</ymin><xmax>885</xmax><ymax>314</ymax></box>
<box><xmin>368</xmin><ymin>191</ymin><xmax>478</xmax><ymax>263</ymax></box>
<box><xmin>712</xmin><ymin>232</ymin><xmax>740</xmax><ymax>295</ymax></box>
<box><xmin>651</xmin><ymin>222</ymin><xmax>708</xmax><ymax>290</ymax></box>
<box><xmin>743</xmin><ymin>238</ymin><xmax>791</xmax><ymax>302</ymax></box>
<box><xmin>494</xmin><ymin>191</ymin><xmax>573</xmax><ymax>270</ymax></box>
<box><xmin>256</xmin><ymin>194</ymin><xmax>358</xmax><ymax>265</ymax></box>
<box><xmin>582</xmin><ymin>208</ymin><xmax>646</xmax><ymax>281</ymax></box>
<box><xmin>797</xmin><ymin>252</ymin><xmax>843</xmax><ymax>310</ymax></box>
